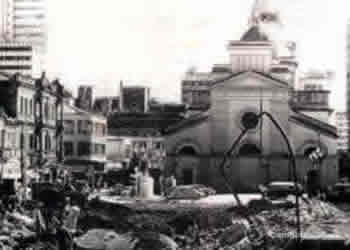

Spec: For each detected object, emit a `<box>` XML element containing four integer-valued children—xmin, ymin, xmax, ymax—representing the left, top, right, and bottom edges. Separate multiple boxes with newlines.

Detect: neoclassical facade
<box><xmin>164</xmin><ymin>5</ymin><xmax>338</xmax><ymax>192</ymax></box>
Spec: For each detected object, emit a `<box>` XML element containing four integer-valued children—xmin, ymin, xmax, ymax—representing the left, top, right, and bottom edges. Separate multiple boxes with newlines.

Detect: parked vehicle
<box><xmin>326</xmin><ymin>182</ymin><xmax>350</xmax><ymax>202</ymax></box>
<box><xmin>259</xmin><ymin>182</ymin><xmax>304</xmax><ymax>200</ymax></box>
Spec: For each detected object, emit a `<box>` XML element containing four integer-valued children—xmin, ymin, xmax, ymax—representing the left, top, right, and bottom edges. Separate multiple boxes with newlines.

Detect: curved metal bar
<box><xmin>217</xmin><ymin>111</ymin><xmax>301</xmax><ymax>248</ymax></box>
<box><xmin>261</xmin><ymin>112</ymin><xmax>301</xmax><ymax>245</ymax></box>
<box><xmin>218</xmin><ymin>127</ymin><xmax>249</xmax><ymax>209</ymax></box>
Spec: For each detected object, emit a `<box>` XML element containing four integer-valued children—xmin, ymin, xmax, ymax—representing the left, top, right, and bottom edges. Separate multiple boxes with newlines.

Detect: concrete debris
<box><xmin>219</xmin><ymin>224</ymin><xmax>246</xmax><ymax>246</ymax></box>
<box><xmin>75</xmin><ymin>229</ymin><xmax>178</xmax><ymax>250</ymax></box>
<box><xmin>167</xmin><ymin>185</ymin><xmax>216</xmax><ymax>200</ymax></box>
<box><xmin>256</xmin><ymin>198</ymin><xmax>350</xmax><ymax>249</ymax></box>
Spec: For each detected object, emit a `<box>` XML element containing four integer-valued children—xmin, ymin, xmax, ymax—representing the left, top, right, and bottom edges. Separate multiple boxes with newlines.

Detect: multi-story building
<box><xmin>181</xmin><ymin>66</ymin><xmax>231</xmax><ymax>111</ymax></box>
<box><xmin>63</xmin><ymin>105</ymin><xmax>107</xmax><ymax>175</ymax></box>
<box><xmin>335</xmin><ymin>111</ymin><xmax>349</xmax><ymax>152</ymax></box>
<box><xmin>292</xmin><ymin>70</ymin><xmax>334</xmax><ymax>123</ymax></box>
<box><xmin>0</xmin><ymin>72</ymin><xmax>63</xmax><ymax>171</ymax></box>
<box><xmin>106</xmin><ymin>103</ymin><xmax>186</xmax><ymax>165</ymax></box>
<box><xmin>120</xmin><ymin>84</ymin><xmax>150</xmax><ymax>113</ymax></box>
<box><xmin>0</xmin><ymin>0</ymin><xmax>47</xmax><ymax>72</ymax></box>
<box><xmin>0</xmin><ymin>41</ymin><xmax>35</xmax><ymax>75</ymax></box>
<box><xmin>93</xmin><ymin>96</ymin><xmax>119</xmax><ymax>117</ymax></box>
<box><xmin>347</xmin><ymin>20</ymin><xmax>350</xmax><ymax>151</ymax></box>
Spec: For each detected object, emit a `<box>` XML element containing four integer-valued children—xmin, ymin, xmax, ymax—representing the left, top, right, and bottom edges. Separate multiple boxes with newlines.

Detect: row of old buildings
<box><xmin>60</xmin><ymin>1</ymin><xmax>340</xmax><ymax>192</ymax></box>
<box><xmin>0</xmin><ymin>0</ymin><xmax>343</xmax><ymax>192</ymax></box>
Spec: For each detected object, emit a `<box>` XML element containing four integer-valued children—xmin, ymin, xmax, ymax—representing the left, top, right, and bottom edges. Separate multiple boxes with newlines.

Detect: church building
<box><xmin>164</xmin><ymin>1</ymin><xmax>338</xmax><ymax>192</ymax></box>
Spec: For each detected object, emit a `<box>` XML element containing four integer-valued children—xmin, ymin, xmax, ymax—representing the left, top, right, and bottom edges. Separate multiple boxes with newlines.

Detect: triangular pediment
<box><xmin>212</xmin><ymin>71</ymin><xmax>290</xmax><ymax>91</ymax></box>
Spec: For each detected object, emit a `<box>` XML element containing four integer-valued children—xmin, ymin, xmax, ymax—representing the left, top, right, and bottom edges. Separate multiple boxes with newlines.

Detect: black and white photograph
<box><xmin>0</xmin><ymin>0</ymin><xmax>348</xmax><ymax>249</ymax></box>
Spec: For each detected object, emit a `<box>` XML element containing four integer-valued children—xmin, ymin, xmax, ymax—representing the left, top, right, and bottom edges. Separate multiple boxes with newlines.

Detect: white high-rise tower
<box><xmin>0</xmin><ymin>0</ymin><xmax>47</xmax><ymax>76</ymax></box>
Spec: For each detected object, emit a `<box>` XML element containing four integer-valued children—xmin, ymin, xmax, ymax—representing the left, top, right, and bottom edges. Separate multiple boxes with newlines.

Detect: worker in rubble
<box><xmin>164</xmin><ymin>175</ymin><xmax>177</xmax><ymax>196</ymax></box>
<box><xmin>59</xmin><ymin>199</ymin><xmax>81</xmax><ymax>250</ymax></box>
<box><xmin>129</xmin><ymin>152</ymin><xmax>140</xmax><ymax>172</ymax></box>
<box><xmin>63</xmin><ymin>197</ymin><xmax>72</xmax><ymax>220</ymax></box>
<box><xmin>33</xmin><ymin>202</ymin><xmax>46</xmax><ymax>237</ymax></box>
<box><xmin>159</xmin><ymin>172</ymin><xmax>165</xmax><ymax>196</ymax></box>
<box><xmin>63</xmin><ymin>202</ymin><xmax>80</xmax><ymax>233</ymax></box>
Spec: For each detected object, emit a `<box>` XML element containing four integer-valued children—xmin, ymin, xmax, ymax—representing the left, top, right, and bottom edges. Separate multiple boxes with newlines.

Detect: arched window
<box><xmin>178</xmin><ymin>146</ymin><xmax>197</xmax><ymax>156</ymax></box>
<box><xmin>239</xmin><ymin>143</ymin><xmax>261</xmax><ymax>156</ymax></box>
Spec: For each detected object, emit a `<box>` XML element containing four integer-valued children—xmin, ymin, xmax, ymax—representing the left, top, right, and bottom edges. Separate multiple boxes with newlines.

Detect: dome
<box><xmin>240</xmin><ymin>26</ymin><xmax>269</xmax><ymax>42</ymax></box>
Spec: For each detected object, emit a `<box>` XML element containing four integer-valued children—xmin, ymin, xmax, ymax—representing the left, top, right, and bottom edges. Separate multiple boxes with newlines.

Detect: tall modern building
<box><xmin>347</xmin><ymin>20</ymin><xmax>350</xmax><ymax>151</ymax></box>
<box><xmin>0</xmin><ymin>0</ymin><xmax>47</xmax><ymax>74</ymax></box>
<box><xmin>0</xmin><ymin>41</ymin><xmax>36</xmax><ymax>75</ymax></box>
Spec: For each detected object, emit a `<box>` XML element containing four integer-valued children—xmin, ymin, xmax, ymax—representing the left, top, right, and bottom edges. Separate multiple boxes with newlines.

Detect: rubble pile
<box><xmin>257</xmin><ymin>198</ymin><xmax>350</xmax><ymax>249</ymax></box>
<box><xmin>74</xmin><ymin>229</ymin><xmax>140</xmax><ymax>250</ymax></box>
<box><xmin>0</xmin><ymin>211</ymin><xmax>37</xmax><ymax>249</ymax></box>
<box><xmin>74</xmin><ymin>229</ymin><xmax>178</xmax><ymax>250</ymax></box>
<box><xmin>84</xmin><ymin>190</ymin><xmax>350</xmax><ymax>249</ymax></box>
<box><xmin>260</xmin><ymin>198</ymin><xmax>348</xmax><ymax>230</ymax></box>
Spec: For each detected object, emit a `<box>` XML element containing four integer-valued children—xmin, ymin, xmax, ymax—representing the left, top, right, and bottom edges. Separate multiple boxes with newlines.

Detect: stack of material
<box><xmin>167</xmin><ymin>185</ymin><xmax>216</xmax><ymax>200</ymax></box>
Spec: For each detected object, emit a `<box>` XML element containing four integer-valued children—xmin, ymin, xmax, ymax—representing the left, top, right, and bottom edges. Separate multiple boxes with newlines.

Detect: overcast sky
<box><xmin>46</xmin><ymin>0</ymin><xmax>349</xmax><ymax>111</ymax></box>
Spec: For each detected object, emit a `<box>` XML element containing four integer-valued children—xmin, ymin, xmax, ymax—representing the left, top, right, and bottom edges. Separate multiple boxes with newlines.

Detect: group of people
<box><xmin>33</xmin><ymin>196</ymin><xmax>81</xmax><ymax>250</ymax></box>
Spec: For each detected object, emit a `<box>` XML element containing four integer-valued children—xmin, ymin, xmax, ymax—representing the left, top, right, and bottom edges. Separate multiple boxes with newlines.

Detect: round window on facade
<box><xmin>241</xmin><ymin>111</ymin><xmax>259</xmax><ymax>130</ymax></box>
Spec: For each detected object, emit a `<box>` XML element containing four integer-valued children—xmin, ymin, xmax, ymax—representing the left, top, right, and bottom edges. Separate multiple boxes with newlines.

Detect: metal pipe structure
<box><xmin>262</xmin><ymin>112</ymin><xmax>300</xmax><ymax>247</ymax></box>
<box><xmin>218</xmin><ymin>111</ymin><xmax>301</xmax><ymax>249</ymax></box>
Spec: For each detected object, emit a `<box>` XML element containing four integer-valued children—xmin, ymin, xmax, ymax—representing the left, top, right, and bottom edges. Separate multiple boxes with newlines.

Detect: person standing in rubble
<box><xmin>164</xmin><ymin>175</ymin><xmax>176</xmax><ymax>196</ymax></box>
<box><xmin>159</xmin><ymin>172</ymin><xmax>165</xmax><ymax>196</ymax></box>
<box><xmin>57</xmin><ymin>197</ymin><xmax>81</xmax><ymax>250</ymax></box>
<box><xmin>33</xmin><ymin>202</ymin><xmax>46</xmax><ymax>239</ymax></box>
